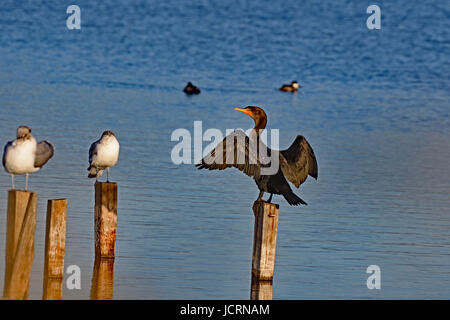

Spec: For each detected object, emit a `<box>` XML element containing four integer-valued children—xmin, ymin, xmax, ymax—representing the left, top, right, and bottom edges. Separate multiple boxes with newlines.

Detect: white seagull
<box><xmin>2</xmin><ymin>125</ymin><xmax>54</xmax><ymax>190</ymax></box>
<box><xmin>87</xmin><ymin>130</ymin><xmax>120</xmax><ymax>182</ymax></box>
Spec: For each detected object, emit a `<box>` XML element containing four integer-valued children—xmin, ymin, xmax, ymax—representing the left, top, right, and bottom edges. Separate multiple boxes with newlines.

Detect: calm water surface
<box><xmin>0</xmin><ymin>0</ymin><xmax>449</xmax><ymax>299</ymax></box>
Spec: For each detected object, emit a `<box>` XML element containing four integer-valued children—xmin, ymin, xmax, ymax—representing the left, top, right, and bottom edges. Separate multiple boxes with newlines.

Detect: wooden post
<box><xmin>90</xmin><ymin>256</ymin><xmax>115</xmax><ymax>300</ymax></box>
<box><xmin>94</xmin><ymin>182</ymin><xmax>118</xmax><ymax>258</ymax></box>
<box><xmin>3</xmin><ymin>190</ymin><xmax>37</xmax><ymax>300</ymax></box>
<box><xmin>42</xmin><ymin>199</ymin><xmax>67</xmax><ymax>300</ymax></box>
<box><xmin>250</xmin><ymin>276</ymin><xmax>273</xmax><ymax>300</ymax></box>
<box><xmin>251</xmin><ymin>200</ymin><xmax>279</xmax><ymax>281</ymax></box>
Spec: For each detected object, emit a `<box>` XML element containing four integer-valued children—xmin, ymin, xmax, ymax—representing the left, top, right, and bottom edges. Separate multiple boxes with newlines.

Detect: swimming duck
<box><xmin>279</xmin><ymin>81</ymin><xmax>301</xmax><ymax>92</ymax></box>
<box><xmin>183</xmin><ymin>82</ymin><xmax>201</xmax><ymax>95</ymax></box>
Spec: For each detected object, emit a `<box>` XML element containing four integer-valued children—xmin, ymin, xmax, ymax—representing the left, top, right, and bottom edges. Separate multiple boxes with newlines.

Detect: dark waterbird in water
<box><xmin>196</xmin><ymin>106</ymin><xmax>318</xmax><ymax>205</ymax></box>
<box><xmin>183</xmin><ymin>82</ymin><xmax>201</xmax><ymax>95</ymax></box>
<box><xmin>279</xmin><ymin>81</ymin><xmax>301</xmax><ymax>92</ymax></box>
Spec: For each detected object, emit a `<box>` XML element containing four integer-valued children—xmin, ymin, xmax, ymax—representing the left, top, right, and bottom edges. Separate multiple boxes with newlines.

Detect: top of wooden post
<box><xmin>253</xmin><ymin>200</ymin><xmax>279</xmax><ymax>215</ymax></box>
<box><xmin>8</xmin><ymin>189</ymin><xmax>35</xmax><ymax>195</ymax></box>
<box><xmin>95</xmin><ymin>181</ymin><xmax>117</xmax><ymax>186</ymax></box>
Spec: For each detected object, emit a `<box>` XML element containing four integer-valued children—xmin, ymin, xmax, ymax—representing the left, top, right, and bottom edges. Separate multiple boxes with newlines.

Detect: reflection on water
<box><xmin>42</xmin><ymin>276</ymin><xmax>63</xmax><ymax>300</ymax></box>
<box><xmin>250</xmin><ymin>276</ymin><xmax>273</xmax><ymax>300</ymax></box>
<box><xmin>90</xmin><ymin>256</ymin><xmax>115</xmax><ymax>300</ymax></box>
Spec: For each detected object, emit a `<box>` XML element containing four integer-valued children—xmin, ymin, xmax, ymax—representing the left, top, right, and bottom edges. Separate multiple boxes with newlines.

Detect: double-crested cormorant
<box><xmin>183</xmin><ymin>82</ymin><xmax>201</xmax><ymax>95</ymax></box>
<box><xmin>88</xmin><ymin>130</ymin><xmax>120</xmax><ymax>182</ymax></box>
<box><xmin>196</xmin><ymin>106</ymin><xmax>318</xmax><ymax>205</ymax></box>
<box><xmin>279</xmin><ymin>81</ymin><xmax>301</xmax><ymax>92</ymax></box>
<box><xmin>2</xmin><ymin>125</ymin><xmax>54</xmax><ymax>190</ymax></box>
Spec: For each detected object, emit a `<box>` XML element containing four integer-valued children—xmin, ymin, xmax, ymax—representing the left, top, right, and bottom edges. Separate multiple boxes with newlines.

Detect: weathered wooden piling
<box><xmin>42</xmin><ymin>199</ymin><xmax>67</xmax><ymax>300</ymax></box>
<box><xmin>90</xmin><ymin>256</ymin><xmax>115</xmax><ymax>300</ymax></box>
<box><xmin>250</xmin><ymin>276</ymin><xmax>273</xmax><ymax>300</ymax></box>
<box><xmin>3</xmin><ymin>190</ymin><xmax>37</xmax><ymax>300</ymax></box>
<box><xmin>94</xmin><ymin>182</ymin><xmax>118</xmax><ymax>258</ymax></box>
<box><xmin>251</xmin><ymin>200</ymin><xmax>279</xmax><ymax>281</ymax></box>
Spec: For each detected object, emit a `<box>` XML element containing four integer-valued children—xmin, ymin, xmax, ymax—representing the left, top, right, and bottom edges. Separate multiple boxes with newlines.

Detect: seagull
<box><xmin>2</xmin><ymin>126</ymin><xmax>54</xmax><ymax>190</ymax></box>
<box><xmin>87</xmin><ymin>131</ymin><xmax>120</xmax><ymax>182</ymax></box>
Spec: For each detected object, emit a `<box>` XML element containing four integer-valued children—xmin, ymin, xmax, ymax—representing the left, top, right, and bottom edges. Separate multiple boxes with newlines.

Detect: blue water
<box><xmin>0</xmin><ymin>0</ymin><xmax>449</xmax><ymax>299</ymax></box>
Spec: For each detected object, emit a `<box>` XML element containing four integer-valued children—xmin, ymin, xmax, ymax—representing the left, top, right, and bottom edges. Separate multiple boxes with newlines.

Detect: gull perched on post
<box><xmin>2</xmin><ymin>126</ymin><xmax>55</xmax><ymax>190</ymax></box>
<box><xmin>87</xmin><ymin>130</ymin><xmax>120</xmax><ymax>182</ymax></box>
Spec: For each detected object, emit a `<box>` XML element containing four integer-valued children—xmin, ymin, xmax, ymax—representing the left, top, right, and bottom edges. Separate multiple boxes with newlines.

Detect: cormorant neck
<box><xmin>254</xmin><ymin>117</ymin><xmax>267</xmax><ymax>131</ymax></box>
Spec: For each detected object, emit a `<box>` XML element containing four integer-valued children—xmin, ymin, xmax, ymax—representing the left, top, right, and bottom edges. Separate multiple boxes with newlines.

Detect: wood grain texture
<box><xmin>44</xmin><ymin>199</ymin><xmax>67</xmax><ymax>278</ymax></box>
<box><xmin>94</xmin><ymin>182</ymin><xmax>118</xmax><ymax>258</ymax></box>
<box><xmin>251</xmin><ymin>200</ymin><xmax>279</xmax><ymax>281</ymax></box>
<box><xmin>3</xmin><ymin>190</ymin><xmax>37</xmax><ymax>300</ymax></box>
<box><xmin>42</xmin><ymin>199</ymin><xmax>67</xmax><ymax>300</ymax></box>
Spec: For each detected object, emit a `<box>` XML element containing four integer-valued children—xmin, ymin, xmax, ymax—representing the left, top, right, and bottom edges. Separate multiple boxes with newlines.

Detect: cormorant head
<box><xmin>234</xmin><ymin>106</ymin><xmax>267</xmax><ymax>130</ymax></box>
<box><xmin>17</xmin><ymin>126</ymin><xmax>31</xmax><ymax>139</ymax></box>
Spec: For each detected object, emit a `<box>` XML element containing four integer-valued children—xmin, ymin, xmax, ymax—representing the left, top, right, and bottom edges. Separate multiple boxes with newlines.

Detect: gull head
<box><xmin>101</xmin><ymin>130</ymin><xmax>116</xmax><ymax>138</ymax></box>
<box><xmin>16</xmin><ymin>126</ymin><xmax>31</xmax><ymax>139</ymax></box>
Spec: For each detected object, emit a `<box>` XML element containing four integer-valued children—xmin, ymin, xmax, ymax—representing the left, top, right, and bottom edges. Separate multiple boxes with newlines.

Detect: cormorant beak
<box><xmin>234</xmin><ymin>107</ymin><xmax>253</xmax><ymax>117</ymax></box>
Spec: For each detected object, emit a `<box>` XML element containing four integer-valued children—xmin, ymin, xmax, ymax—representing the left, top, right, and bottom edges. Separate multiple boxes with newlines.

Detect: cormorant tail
<box><xmin>283</xmin><ymin>191</ymin><xmax>308</xmax><ymax>206</ymax></box>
